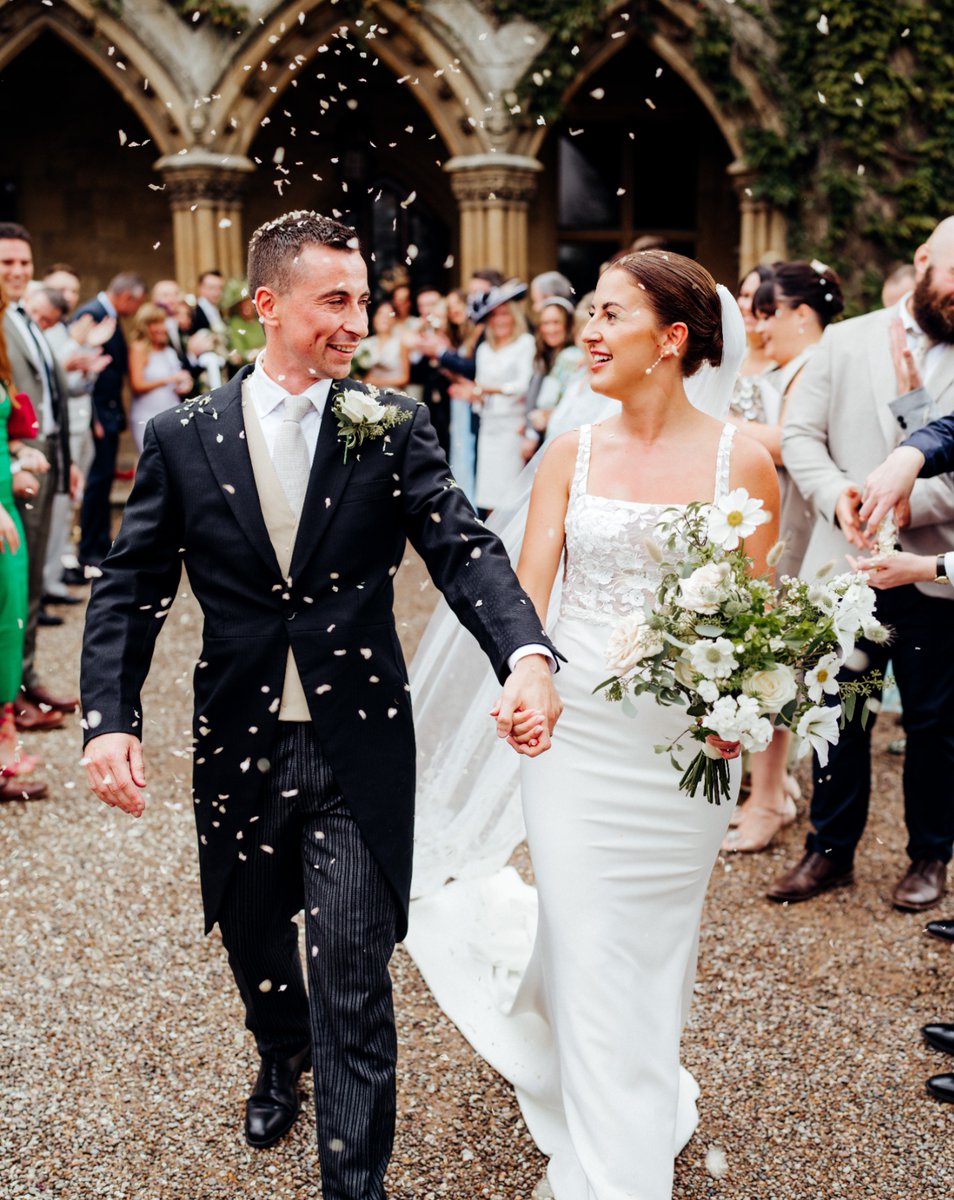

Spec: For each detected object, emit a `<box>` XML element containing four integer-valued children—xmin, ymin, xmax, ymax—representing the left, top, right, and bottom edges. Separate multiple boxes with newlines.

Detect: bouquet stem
<box><xmin>678</xmin><ymin>750</ymin><xmax>732</xmax><ymax>805</ymax></box>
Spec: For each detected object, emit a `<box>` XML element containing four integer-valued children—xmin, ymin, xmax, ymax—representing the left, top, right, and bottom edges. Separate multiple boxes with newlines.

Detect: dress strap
<box><xmin>713</xmin><ymin>423</ymin><xmax>736</xmax><ymax>502</ymax></box>
<box><xmin>569</xmin><ymin>424</ymin><xmax>592</xmax><ymax>499</ymax></box>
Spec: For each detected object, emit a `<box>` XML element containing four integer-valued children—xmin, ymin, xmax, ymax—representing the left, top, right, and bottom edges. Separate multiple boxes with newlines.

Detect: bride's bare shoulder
<box><xmin>727</xmin><ymin>424</ymin><xmax>779</xmax><ymax>498</ymax></box>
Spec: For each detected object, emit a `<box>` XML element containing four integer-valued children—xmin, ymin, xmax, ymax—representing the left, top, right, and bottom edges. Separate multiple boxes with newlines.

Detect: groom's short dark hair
<box><xmin>248</xmin><ymin>211</ymin><xmax>359</xmax><ymax>296</ymax></box>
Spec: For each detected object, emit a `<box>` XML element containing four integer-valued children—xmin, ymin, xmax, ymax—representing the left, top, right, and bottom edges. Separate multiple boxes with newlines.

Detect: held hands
<box><xmin>491</xmin><ymin>655</ymin><xmax>563</xmax><ymax>758</ymax></box>
<box><xmin>83</xmin><ymin>732</ymin><xmax>147</xmax><ymax>817</ymax></box>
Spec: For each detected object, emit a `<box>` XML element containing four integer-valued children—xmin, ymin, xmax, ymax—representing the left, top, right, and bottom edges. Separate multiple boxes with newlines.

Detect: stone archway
<box><xmin>0</xmin><ymin>0</ymin><xmax>185</xmax><ymax>156</ymax></box>
<box><xmin>514</xmin><ymin>3</ymin><xmax>787</xmax><ymax>284</ymax></box>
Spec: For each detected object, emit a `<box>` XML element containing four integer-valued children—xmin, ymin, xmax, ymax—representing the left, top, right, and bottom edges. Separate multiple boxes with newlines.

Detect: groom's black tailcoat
<box><xmin>80</xmin><ymin>367</ymin><xmax>556</xmax><ymax>939</ymax></box>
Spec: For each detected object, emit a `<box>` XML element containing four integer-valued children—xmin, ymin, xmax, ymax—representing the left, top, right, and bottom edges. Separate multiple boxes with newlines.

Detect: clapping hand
<box><xmin>835</xmin><ymin>484</ymin><xmax>867</xmax><ymax>548</ymax></box>
<box><xmin>889</xmin><ymin>316</ymin><xmax>922</xmax><ymax>396</ymax></box>
<box><xmin>859</xmin><ymin>445</ymin><xmax>925</xmax><ymax>535</ymax></box>
<box><xmin>0</xmin><ymin>507</ymin><xmax>20</xmax><ymax>555</ymax></box>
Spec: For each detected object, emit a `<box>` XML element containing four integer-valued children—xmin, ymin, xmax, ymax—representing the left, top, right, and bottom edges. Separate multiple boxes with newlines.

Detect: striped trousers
<box><xmin>218</xmin><ymin>723</ymin><xmax>398</xmax><ymax>1200</ymax></box>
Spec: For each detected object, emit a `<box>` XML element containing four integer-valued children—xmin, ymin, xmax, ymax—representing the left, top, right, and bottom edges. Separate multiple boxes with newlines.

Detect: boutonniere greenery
<box><xmin>332</xmin><ymin>387</ymin><xmax>412</xmax><ymax>462</ymax></box>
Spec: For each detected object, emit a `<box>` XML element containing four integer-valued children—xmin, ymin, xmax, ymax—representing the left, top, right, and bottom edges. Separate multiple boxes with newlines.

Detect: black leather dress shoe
<box><xmin>37</xmin><ymin>610</ymin><xmax>63</xmax><ymax>627</ymax></box>
<box><xmin>923</xmin><ymin>1023</ymin><xmax>954</xmax><ymax>1056</ymax></box>
<box><xmin>927</xmin><ymin>1073</ymin><xmax>954</xmax><ymax>1102</ymax></box>
<box><xmin>926</xmin><ymin>919</ymin><xmax>954</xmax><ymax>943</ymax></box>
<box><xmin>245</xmin><ymin>1045</ymin><xmax>312</xmax><ymax>1149</ymax></box>
<box><xmin>43</xmin><ymin>592</ymin><xmax>82</xmax><ymax>606</ymax></box>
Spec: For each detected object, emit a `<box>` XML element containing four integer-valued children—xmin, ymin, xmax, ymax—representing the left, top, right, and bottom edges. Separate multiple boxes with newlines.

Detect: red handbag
<box><xmin>7</xmin><ymin>391</ymin><xmax>39</xmax><ymax>440</ymax></box>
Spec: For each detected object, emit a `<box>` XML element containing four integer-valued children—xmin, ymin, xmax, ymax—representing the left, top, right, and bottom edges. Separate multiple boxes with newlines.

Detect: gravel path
<box><xmin>3</xmin><ymin>551</ymin><xmax>953</xmax><ymax>1200</ymax></box>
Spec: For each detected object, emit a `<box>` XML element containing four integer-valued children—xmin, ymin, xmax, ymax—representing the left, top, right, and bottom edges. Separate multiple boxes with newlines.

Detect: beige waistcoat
<box><xmin>242</xmin><ymin>385</ymin><xmax>312</xmax><ymax>722</ymax></box>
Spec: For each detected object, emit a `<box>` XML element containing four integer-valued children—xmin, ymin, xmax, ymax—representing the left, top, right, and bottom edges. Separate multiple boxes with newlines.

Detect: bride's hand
<box><xmin>706</xmin><ymin>734</ymin><xmax>741</xmax><ymax>760</ymax></box>
<box><xmin>492</xmin><ymin>656</ymin><xmax>563</xmax><ymax>757</ymax></box>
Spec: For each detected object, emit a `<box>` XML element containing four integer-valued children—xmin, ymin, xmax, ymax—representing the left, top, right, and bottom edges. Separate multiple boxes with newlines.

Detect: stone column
<box><xmin>445</xmin><ymin>154</ymin><xmax>543</xmax><ymax>283</ymax></box>
<box><xmin>154</xmin><ymin>151</ymin><xmax>256</xmax><ymax>287</ymax></box>
<box><xmin>728</xmin><ymin>161</ymin><xmax>788</xmax><ymax>272</ymax></box>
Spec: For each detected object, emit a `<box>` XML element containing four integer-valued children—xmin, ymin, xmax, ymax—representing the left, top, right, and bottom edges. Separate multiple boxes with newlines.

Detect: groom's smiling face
<box><xmin>257</xmin><ymin>243</ymin><xmax>371</xmax><ymax>382</ymax></box>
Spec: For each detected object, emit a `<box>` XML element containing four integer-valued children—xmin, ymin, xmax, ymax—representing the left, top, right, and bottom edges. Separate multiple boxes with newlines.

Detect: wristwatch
<box><xmin>935</xmin><ymin>554</ymin><xmax>950</xmax><ymax>584</ymax></box>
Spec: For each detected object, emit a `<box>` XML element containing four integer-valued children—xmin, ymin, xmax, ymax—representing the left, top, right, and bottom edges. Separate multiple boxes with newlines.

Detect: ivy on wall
<box><xmin>693</xmin><ymin>0</ymin><xmax>954</xmax><ymax>302</ymax></box>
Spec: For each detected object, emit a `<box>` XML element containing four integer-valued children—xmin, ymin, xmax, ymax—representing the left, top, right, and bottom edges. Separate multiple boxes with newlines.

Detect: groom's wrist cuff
<box><xmin>508</xmin><ymin>644</ymin><xmax>557</xmax><ymax>674</ymax></box>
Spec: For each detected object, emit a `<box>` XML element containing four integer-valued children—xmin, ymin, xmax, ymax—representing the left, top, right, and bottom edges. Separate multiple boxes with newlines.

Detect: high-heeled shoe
<box><xmin>729</xmin><ymin>772</ymin><xmax>800</xmax><ymax>830</ymax></box>
<box><xmin>722</xmin><ymin>793</ymin><xmax>798</xmax><ymax>853</ymax></box>
<box><xmin>1</xmin><ymin>755</ymin><xmax>40</xmax><ymax>779</ymax></box>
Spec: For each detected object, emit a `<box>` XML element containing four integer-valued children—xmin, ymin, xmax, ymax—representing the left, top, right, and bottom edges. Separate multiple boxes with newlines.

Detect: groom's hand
<box><xmin>492</xmin><ymin>655</ymin><xmax>563</xmax><ymax>757</ymax></box>
<box><xmin>83</xmin><ymin>732</ymin><xmax>147</xmax><ymax>817</ymax></box>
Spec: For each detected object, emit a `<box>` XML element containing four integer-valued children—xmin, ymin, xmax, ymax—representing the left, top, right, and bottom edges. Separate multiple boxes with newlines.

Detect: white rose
<box><xmin>339</xmin><ymin>390</ymin><xmax>388</xmax><ymax>424</ymax></box>
<box><xmin>741</xmin><ymin>664</ymin><xmax>798</xmax><ymax>714</ymax></box>
<box><xmin>605</xmin><ymin>612</ymin><xmax>665</xmax><ymax>677</ymax></box>
<box><xmin>676</xmin><ymin>561</ymin><xmax>732</xmax><ymax>614</ymax></box>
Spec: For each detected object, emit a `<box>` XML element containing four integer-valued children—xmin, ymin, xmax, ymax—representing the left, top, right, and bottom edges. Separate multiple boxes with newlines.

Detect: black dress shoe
<box><xmin>927</xmin><ymin>1072</ymin><xmax>954</xmax><ymax>1102</ymax></box>
<box><xmin>926</xmin><ymin>919</ymin><xmax>954</xmax><ymax>943</ymax></box>
<box><xmin>61</xmin><ymin>567</ymin><xmax>90</xmax><ymax>587</ymax></box>
<box><xmin>37</xmin><ymin>610</ymin><xmax>63</xmax><ymax>627</ymax></box>
<box><xmin>245</xmin><ymin>1044</ymin><xmax>312</xmax><ymax>1149</ymax></box>
<box><xmin>42</xmin><ymin>592</ymin><xmax>82</xmax><ymax>606</ymax></box>
<box><xmin>923</xmin><ymin>1023</ymin><xmax>954</xmax><ymax>1056</ymax></box>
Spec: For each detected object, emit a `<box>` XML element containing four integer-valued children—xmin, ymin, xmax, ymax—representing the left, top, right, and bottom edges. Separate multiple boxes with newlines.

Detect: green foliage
<box><xmin>486</xmin><ymin>0</ymin><xmax>653</xmax><ymax>122</ymax></box>
<box><xmin>692</xmin><ymin>0</ymin><xmax>954</xmax><ymax>302</ymax></box>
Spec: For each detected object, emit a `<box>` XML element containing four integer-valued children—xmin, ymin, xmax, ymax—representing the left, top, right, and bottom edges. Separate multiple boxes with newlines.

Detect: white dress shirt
<box><xmin>246</xmin><ymin>355</ymin><xmax>553</xmax><ymax>675</ymax></box>
<box><xmin>899</xmin><ymin>292</ymin><xmax>945</xmax><ymax>388</ymax></box>
<box><xmin>246</xmin><ymin>354</ymin><xmax>332</xmax><ymax>462</ymax></box>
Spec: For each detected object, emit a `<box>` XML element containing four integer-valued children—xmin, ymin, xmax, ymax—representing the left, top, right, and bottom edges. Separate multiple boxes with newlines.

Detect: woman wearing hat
<box><xmin>223</xmin><ymin>278</ymin><xmax>266</xmax><ymax>371</ymax></box>
<box><xmin>456</xmin><ymin>281</ymin><xmax>535</xmax><ymax>514</ymax></box>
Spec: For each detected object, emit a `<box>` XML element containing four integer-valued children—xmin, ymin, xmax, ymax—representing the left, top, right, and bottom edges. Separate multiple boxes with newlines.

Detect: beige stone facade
<box><xmin>0</xmin><ymin>0</ymin><xmax>787</xmax><ymax>298</ymax></box>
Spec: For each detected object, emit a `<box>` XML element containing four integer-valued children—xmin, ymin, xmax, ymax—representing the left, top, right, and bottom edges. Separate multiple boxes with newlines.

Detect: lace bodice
<box><xmin>560</xmin><ymin>422</ymin><xmax>735</xmax><ymax>624</ymax></box>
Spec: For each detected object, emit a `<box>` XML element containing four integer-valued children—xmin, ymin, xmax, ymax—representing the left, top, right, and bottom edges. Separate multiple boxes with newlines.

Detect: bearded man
<box><xmin>768</xmin><ymin>216</ymin><xmax>954</xmax><ymax>912</ymax></box>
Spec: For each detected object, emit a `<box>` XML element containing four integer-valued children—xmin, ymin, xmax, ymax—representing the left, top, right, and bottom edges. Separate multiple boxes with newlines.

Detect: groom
<box><xmin>80</xmin><ymin>211</ymin><xmax>561</xmax><ymax>1199</ymax></box>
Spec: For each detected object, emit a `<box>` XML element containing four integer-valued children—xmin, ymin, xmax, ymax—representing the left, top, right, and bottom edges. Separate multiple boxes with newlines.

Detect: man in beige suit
<box><xmin>769</xmin><ymin>216</ymin><xmax>954</xmax><ymax>911</ymax></box>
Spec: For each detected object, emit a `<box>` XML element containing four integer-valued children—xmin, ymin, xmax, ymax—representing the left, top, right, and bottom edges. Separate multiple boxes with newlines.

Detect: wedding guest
<box><xmin>0</xmin><ymin>293</ymin><xmax>49</xmax><ymax>799</ymax></box>
<box><xmin>0</xmin><ymin>222</ymin><xmax>80</xmax><ymax>731</ymax></box>
<box><xmin>529</xmin><ymin>270</ymin><xmax>574</xmax><ymax>315</ymax></box>
<box><xmin>408</xmin><ymin>288</ymin><xmax>451</xmax><ymax>455</ymax></box>
<box><xmin>730</xmin><ymin>264</ymin><xmax>776</xmax><ymax>422</ymax></box>
<box><xmin>723</xmin><ymin>261</ymin><xmax>845</xmax><ymax>853</ymax></box>
<box><xmin>459</xmin><ymin>282</ymin><xmax>535</xmax><ymax>516</ymax></box>
<box><xmin>75</xmin><ymin>271</ymin><xmax>146</xmax><ymax>571</ymax></box>
<box><xmin>522</xmin><ymin>298</ymin><xmax>584</xmax><ymax>461</ymax></box>
<box><xmin>189</xmin><ymin>269</ymin><xmax>226</xmax><ymax>337</ymax></box>
<box><xmin>363</xmin><ymin>301</ymin><xmax>410</xmax><ymax>391</ymax></box>
<box><xmin>769</xmin><ymin>216</ymin><xmax>954</xmax><ymax>911</ymax></box>
<box><xmin>128</xmin><ymin>304</ymin><xmax>192</xmax><ymax>453</ymax></box>
<box><xmin>223</xmin><ymin>278</ymin><xmax>266</xmax><ymax>372</ymax></box>
<box><xmin>882</xmin><ymin>263</ymin><xmax>917</xmax><ymax>309</ymax></box>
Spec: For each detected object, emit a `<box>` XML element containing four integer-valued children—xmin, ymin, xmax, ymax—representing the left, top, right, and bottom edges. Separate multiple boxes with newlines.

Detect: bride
<box><xmin>408</xmin><ymin>251</ymin><xmax>778</xmax><ymax>1200</ymax></box>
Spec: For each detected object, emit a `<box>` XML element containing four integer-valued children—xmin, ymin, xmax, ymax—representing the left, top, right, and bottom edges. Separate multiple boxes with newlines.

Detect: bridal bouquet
<box><xmin>595</xmin><ymin>490</ymin><xmax>887</xmax><ymax>804</ymax></box>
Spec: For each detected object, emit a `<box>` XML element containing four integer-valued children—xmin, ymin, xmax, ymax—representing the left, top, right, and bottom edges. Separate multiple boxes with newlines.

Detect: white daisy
<box><xmin>706</xmin><ymin>488</ymin><xmax>771</xmax><ymax>551</ymax></box>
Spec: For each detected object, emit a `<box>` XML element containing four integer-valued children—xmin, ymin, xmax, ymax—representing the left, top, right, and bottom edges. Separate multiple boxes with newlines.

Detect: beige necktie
<box><xmin>272</xmin><ymin>394</ymin><xmax>314</xmax><ymax>514</ymax></box>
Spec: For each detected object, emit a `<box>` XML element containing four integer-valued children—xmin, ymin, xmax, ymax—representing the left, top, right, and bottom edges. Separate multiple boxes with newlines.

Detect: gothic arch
<box><xmin>0</xmin><ymin>0</ymin><xmax>185</xmax><ymax>155</ymax></box>
<box><xmin>515</xmin><ymin>1</ymin><xmax>782</xmax><ymax>164</ymax></box>
<box><xmin>211</xmin><ymin>0</ymin><xmax>493</xmax><ymax>162</ymax></box>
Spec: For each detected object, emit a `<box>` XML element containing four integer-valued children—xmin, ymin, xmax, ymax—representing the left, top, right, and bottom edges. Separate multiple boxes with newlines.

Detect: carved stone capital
<box><xmin>155</xmin><ymin>152</ymin><xmax>255</xmax><ymax>206</ymax></box>
<box><xmin>446</xmin><ymin>155</ymin><xmax>542</xmax><ymax>206</ymax></box>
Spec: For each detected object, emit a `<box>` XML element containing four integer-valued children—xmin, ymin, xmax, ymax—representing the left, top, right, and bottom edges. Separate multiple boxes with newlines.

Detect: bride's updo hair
<box><xmin>610</xmin><ymin>250</ymin><xmax>723</xmax><ymax>377</ymax></box>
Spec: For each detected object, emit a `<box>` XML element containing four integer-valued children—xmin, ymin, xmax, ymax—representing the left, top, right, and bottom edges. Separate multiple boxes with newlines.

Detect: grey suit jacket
<box><xmin>781</xmin><ymin>306</ymin><xmax>954</xmax><ymax>600</ymax></box>
<box><xmin>3</xmin><ymin>309</ymin><xmax>72</xmax><ymax>484</ymax></box>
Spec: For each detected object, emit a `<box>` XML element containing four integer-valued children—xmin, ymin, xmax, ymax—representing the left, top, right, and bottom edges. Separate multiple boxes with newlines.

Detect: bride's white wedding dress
<box><xmin>407</xmin><ymin>421</ymin><xmax>742</xmax><ymax>1200</ymax></box>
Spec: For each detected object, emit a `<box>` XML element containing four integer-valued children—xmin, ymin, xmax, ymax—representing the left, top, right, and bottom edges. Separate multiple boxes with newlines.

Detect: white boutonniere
<box><xmin>332</xmin><ymin>386</ymin><xmax>412</xmax><ymax>462</ymax></box>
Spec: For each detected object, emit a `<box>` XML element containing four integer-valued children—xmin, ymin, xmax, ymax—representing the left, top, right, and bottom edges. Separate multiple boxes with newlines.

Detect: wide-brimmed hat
<box><xmin>469</xmin><ymin>278</ymin><xmax>528</xmax><ymax>324</ymax></box>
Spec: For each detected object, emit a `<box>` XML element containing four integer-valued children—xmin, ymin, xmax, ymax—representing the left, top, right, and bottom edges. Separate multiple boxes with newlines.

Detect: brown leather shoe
<box><xmin>23</xmin><ymin>685</ymin><xmax>78</xmax><ymax>714</ymax></box>
<box><xmin>766</xmin><ymin>850</ymin><xmax>854</xmax><ymax>903</ymax></box>
<box><xmin>13</xmin><ymin>698</ymin><xmax>65</xmax><ymax>732</ymax></box>
<box><xmin>0</xmin><ymin>776</ymin><xmax>49</xmax><ymax>801</ymax></box>
<box><xmin>893</xmin><ymin>860</ymin><xmax>947</xmax><ymax>912</ymax></box>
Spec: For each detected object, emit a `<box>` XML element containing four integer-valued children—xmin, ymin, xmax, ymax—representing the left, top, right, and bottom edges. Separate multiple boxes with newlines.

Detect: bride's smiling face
<box><xmin>582</xmin><ymin>267</ymin><xmax>675</xmax><ymax>397</ymax></box>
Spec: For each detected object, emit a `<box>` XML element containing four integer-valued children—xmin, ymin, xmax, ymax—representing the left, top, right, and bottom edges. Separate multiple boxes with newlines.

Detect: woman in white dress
<box><xmin>127</xmin><ymin>304</ymin><xmax>192</xmax><ymax>453</ymax></box>
<box><xmin>470</xmin><ymin>298</ymin><xmax>536</xmax><ymax>513</ymax></box>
